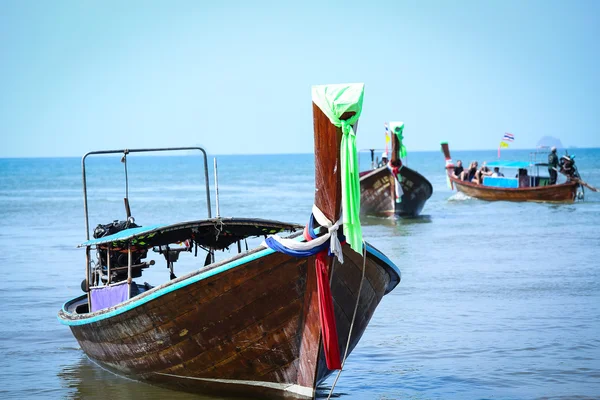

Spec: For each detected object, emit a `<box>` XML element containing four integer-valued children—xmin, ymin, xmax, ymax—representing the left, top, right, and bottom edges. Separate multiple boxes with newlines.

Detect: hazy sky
<box><xmin>1</xmin><ymin>0</ymin><xmax>598</xmax><ymax>157</ymax></box>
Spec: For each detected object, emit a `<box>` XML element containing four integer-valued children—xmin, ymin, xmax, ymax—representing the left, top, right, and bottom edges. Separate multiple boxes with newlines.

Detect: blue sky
<box><xmin>1</xmin><ymin>0</ymin><xmax>598</xmax><ymax>157</ymax></box>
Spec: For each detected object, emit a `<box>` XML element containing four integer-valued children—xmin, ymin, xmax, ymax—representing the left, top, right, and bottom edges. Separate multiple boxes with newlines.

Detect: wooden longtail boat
<box><xmin>441</xmin><ymin>142</ymin><xmax>580</xmax><ymax>203</ymax></box>
<box><xmin>58</xmin><ymin>84</ymin><xmax>401</xmax><ymax>399</ymax></box>
<box><xmin>360</xmin><ymin>122</ymin><xmax>432</xmax><ymax>217</ymax></box>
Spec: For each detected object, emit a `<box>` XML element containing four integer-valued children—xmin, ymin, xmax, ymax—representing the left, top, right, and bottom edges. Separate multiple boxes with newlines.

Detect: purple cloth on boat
<box><xmin>90</xmin><ymin>282</ymin><xmax>129</xmax><ymax>312</ymax></box>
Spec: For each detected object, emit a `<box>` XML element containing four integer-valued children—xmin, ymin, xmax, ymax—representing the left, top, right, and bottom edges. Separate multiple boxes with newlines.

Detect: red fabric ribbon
<box><xmin>315</xmin><ymin>250</ymin><xmax>341</xmax><ymax>370</ymax></box>
<box><xmin>303</xmin><ymin>224</ymin><xmax>313</xmax><ymax>242</ymax></box>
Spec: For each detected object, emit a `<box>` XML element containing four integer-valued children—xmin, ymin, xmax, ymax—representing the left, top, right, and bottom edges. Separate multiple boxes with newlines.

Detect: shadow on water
<box><xmin>398</xmin><ymin>214</ymin><xmax>433</xmax><ymax>224</ymax></box>
<box><xmin>315</xmin><ymin>386</ymin><xmax>345</xmax><ymax>399</ymax></box>
<box><xmin>361</xmin><ymin>214</ymin><xmax>432</xmax><ymax>227</ymax></box>
<box><xmin>58</xmin><ymin>356</ymin><xmax>371</xmax><ymax>400</ymax></box>
<box><xmin>547</xmin><ymin>203</ymin><xmax>578</xmax><ymax>213</ymax></box>
<box><xmin>58</xmin><ymin>355</ymin><xmax>255</xmax><ymax>400</ymax></box>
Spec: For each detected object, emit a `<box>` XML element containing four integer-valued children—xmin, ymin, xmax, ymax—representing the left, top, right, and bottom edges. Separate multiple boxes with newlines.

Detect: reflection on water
<box><xmin>361</xmin><ymin>215</ymin><xmax>400</xmax><ymax>227</ymax></box>
<box><xmin>397</xmin><ymin>214</ymin><xmax>433</xmax><ymax>224</ymax></box>
<box><xmin>57</xmin><ymin>355</ymin><xmax>360</xmax><ymax>400</ymax></box>
<box><xmin>361</xmin><ymin>214</ymin><xmax>432</xmax><ymax>227</ymax></box>
<box><xmin>58</xmin><ymin>356</ymin><xmax>254</xmax><ymax>400</ymax></box>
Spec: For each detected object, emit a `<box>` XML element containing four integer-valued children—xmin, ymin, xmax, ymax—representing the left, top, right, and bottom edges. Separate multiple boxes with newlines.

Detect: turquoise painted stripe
<box><xmin>59</xmin><ymin>246</ymin><xmax>276</xmax><ymax>326</ymax></box>
<box><xmin>366</xmin><ymin>243</ymin><xmax>401</xmax><ymax>281</ymax></box>
<box><xmin>80</xmin><ymin>223</ymin><xmax>167</xmax><ymax>246</ymax></box>
<box><xmin>364</xmin><ymin>243</ymin><xmax>401</xmax><ymax>293</ymax></box>
<box><xmin>59</xmin><ymin>241</ymin><xmax>401</xmax><ymax>327</ymax></box>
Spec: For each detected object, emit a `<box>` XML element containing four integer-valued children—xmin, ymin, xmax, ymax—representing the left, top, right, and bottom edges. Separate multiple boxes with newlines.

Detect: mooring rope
<box><xmin>326</xmin><ymin>242</ymin><xmax>367</xmax><ymax>400</ymax></box>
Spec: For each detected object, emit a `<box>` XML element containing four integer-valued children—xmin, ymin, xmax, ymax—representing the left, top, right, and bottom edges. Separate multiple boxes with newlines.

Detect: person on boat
<box><xmin>559</xmin><ymin>155</ymin><xmax>579</xmax><ymax>180</ymax></box>
<box><xmin>452</xmin><ymin>160</ymin><xmax>464</xmax><ymax>178</ymax></box>
<box><xmin>473</xmin><ymin>162</ymin><xmax>492</xmax><ymax>184</ymax></box>
<box><xmin>548</xmin><ymin>146</ymin><xmax>559</xmax><ymax>185</ymax></box>
<box><xmin>491</xmin><ymin>167</ymin><xmax>504</xmax><ymax>177</ymax></box>
<box><xmin>459</xmin><ymin>161</ymin><xmax>478</xmax><ymax>182</ymax></box>
<box><xmin>378</xmin><ymin>152</ymin><xmax>389</xmax><ymax>167</ymax></box>
<box><xmin>518</xmin><ymin>168</ymin><xmax>530</xmax><ymax>187</ymax></box>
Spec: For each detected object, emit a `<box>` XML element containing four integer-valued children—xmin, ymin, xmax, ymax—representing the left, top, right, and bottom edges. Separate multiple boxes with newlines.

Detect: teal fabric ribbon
<box><xmin>396</xmin><ymin>131</ymin><xmax>407</xmax><ymax>159</ymax></box>
<box><xmin>311</xmin><ymin>84</ymin><xmax>364</xmax><ymax>253</ymax></box>
<box><xmin>390</xmin><ymin>121</ymin><xmax>407</xmax><ymax>159</ymax></box>
<box><xmin>340</xmin><ymin>117</ymin><xmax>362</xmax><ymax>253</ymax></box>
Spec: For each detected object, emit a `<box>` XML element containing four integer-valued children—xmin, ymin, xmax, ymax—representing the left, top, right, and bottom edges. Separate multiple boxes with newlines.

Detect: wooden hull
<box><xmin>448</xmin><ymin>173</ymin><xmax>578</xmax><ymax>203</ymax></box>
<box><xmin>360</xmin><ymin>166</ymin><xmax>433</xmax><ymax>217</ymax></box>
<box><xmin>59</xmin><ymin>244</ymin><xmax>399</xmax><ymax>399</ymax></box>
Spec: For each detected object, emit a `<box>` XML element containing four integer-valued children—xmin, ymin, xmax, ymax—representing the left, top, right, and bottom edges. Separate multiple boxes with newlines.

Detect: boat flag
<box><xmin>498</xmin><ymin>133</ymin><xmax>513</xmax><ymax>158</ymax></box>
<box><xmin>384</xmin><ymin>123</ymin><xmax>390</xmax><ymax>155</ymax></box>
<box><xmin>389</xmin><ymin>121</ymin><xmax>407</xmax><ymax>159</ymax></box>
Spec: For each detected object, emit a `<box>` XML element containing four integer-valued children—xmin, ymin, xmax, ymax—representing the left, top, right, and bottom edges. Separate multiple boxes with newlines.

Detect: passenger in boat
<box><xmin>518</xmin><ymin>168</ymin><xmax>530</xmax><ymax>187</ymax></box>
<box><xmin>459</xmin><ymin>161</ymin><xmax>478</xmax><ymax>182</ymax></box>
<box><xmin>452</xmin><ymin>160</ymin><xmax>464</xmax><ymax>178</ymax></box>
<box><xmin>378</xmin><ymin>152</ymin><xmax>389</xmax><ymax>167</ymax></box>
<box><xmin>491</xmin><ymin>167</ymin><xmax>504</xmax><ymax>177</ymax></box>
<box><xmin>473</xmin><ymin>162</ymin><xmax>492</xmax><ymax>184</ymax></box>
<box><xmin>548</xmin><ymin>146</ymin><xmax>559</xmax><ymax>185</ymax></box>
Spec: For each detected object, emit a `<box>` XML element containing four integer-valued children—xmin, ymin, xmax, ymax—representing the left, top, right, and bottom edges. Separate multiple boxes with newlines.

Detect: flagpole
<box><xmin>499</xmin><ymin>132</ymin><xmax>514</xmax><ymax>159</ymax></box>
<box><xmin>384</xmin><ymin>122</ymin><xmax>389</xmax><ymax>156</ymax></box>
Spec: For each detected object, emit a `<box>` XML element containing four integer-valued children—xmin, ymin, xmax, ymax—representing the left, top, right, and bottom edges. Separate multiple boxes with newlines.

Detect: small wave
<box><xmin>448</xmin><ymin>192</ymin><xmax>474</xmax><ymax>201</ymax></box>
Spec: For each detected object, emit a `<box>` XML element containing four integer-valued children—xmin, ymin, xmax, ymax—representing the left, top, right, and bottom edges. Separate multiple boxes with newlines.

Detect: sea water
<box><xmin>0</xmin><ymin>148</ymin><xmax>599</xmax><ymax>399</ymax></box>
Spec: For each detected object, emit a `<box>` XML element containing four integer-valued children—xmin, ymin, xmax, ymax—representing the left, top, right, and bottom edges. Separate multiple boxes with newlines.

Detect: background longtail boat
<box><xmin>360</xmin><ymin>122</ymin><xmax>433</xmax><ymax>217</ymax></box>
<box><xmin>441</xmin><ymin>142</ymin><xmax>580</xmax><ymax>203</ymax></box>
<box><xmin>58</xmin><ymin>84</ymin><xmax>401</xmax><ymax>400</ymax></box>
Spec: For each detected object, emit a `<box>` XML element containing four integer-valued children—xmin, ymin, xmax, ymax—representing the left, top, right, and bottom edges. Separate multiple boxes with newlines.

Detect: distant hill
<box><xmin>536</xmin><ymin>136</ymin><xmax>564</xmax><ymax>149</ymax></box>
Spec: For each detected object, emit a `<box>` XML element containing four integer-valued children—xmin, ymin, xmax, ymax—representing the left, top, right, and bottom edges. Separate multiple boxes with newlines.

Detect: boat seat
<box><xmin>483</xmin><ymin>176</ymin><xmax>518</xmax><ymax>188</ymax></box>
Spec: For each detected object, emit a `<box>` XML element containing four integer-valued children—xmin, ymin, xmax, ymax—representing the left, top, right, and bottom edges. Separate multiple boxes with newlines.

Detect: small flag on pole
<box><xmin>498</xmin><ymin>133</ymin><xmax>513</xmax><ymax>158</ymax></box>
<box><xmin>502</xmin><ymin>133</ymin><xmax>514</xmax><ymax>142</ymax></box>
<box><xmin>384</xmin><ymin>122</ymin><xmax>390</xmax><ymax>154</ymax></box>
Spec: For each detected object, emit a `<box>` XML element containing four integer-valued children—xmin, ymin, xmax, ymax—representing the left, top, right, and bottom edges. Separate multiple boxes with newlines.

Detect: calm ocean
<box><xmin>0</xmin><ymin>148</ymin><xmax>599</xmax><ymax>399</ymax></box>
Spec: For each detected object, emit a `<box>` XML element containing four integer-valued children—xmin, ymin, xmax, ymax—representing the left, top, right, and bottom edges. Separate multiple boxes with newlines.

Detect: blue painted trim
<box><xmin>59</xmin><ymin>246</ymin><xmax>276</xmax><ymax>326</ymax></box>
<box><xmin>486</xmin><ymin>160</ymin><xmax>532</xmax><ymax>169</ymax></box>
<box><xmin>366</xmin><ymin>243</ymin><xmax>400</xmax><ymax>276</ymax></box>
<box><xmin>365</xmin><ymin>243</ymin><xmax>401</xmax><ymax>293</ymax></box>
<box><xmin>80</xmin><ymin>223</ymin><xmax>168</xmax><ymax>246</ymax></box>
<box><xmin>59</xmin><ymin>239</ymin><xmax>401</xmax><ymax>326</ymax></box>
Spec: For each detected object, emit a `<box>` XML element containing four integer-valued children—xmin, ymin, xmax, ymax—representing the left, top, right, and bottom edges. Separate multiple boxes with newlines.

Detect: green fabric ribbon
<box><xmin>311</xmin><ymin>83</ymin><xmax>364</xmax><ymax>253</ymax></box>
<box><xmin>389</xmin><ymin>121</ymin><xmax>407</xmax><ymax>159</ymax></box>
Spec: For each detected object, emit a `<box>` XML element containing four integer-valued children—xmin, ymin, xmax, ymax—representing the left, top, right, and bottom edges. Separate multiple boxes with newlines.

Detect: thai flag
<box><xmin>503</xmin><ymin>133</ymin><xmax>514</xmax><ymax>142</ymax></box>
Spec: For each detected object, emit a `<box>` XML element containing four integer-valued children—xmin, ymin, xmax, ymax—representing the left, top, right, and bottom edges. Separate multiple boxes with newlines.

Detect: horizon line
<box><xmin>1</xmin><ymin>146</ymin><xmax>598</xmax><ymax>159</ymax></box>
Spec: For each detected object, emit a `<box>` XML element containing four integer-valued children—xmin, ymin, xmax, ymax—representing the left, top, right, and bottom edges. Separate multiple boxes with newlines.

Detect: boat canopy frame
<box><xmin>80</xmin><ymin>147</ymin><xmax>212</xmax><ymax>303</ymax></box>
<box><xmin>81</xmin><ymin>147</ymin><xmax>212</xmax><ymax>241</ymax></box>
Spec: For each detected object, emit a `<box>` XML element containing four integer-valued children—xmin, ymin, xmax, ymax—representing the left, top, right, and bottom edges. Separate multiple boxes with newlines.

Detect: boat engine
<box><xmin>92</xmin><ymin>219</ymin><xmax>149</xmax><ymax>284</ymax></box>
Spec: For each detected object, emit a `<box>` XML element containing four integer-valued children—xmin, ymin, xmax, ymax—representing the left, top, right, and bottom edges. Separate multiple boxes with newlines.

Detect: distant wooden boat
<box><xmin>441</xmin><ymin>142</ymin><xmax>580</xmax><ymax>203</ymax></box>
<box><xmin>360</xmin><ymin>122</ymin><xmax>432</xmax><ymax>217</ymax></box>
<box><xmin>58</xmin><ymin>84</ymin><xmax>401</xmax><ymax>400</ymax></box>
